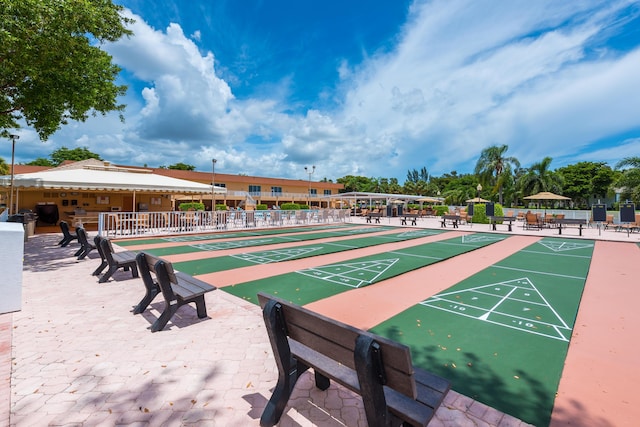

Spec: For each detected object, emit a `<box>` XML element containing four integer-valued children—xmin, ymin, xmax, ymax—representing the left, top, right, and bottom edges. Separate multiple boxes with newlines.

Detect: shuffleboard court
<box><xmin>369</xmin><ymin>237</ymin><xmax>594</xmax><ymax>426</ymax></box>
<box><xmin>172</xmin><ymin>229</ymin><xmax>447</xmax><ymax>275</ymax></box>
<box><xmin>223</xmin><ymin>233</ymin><xmax>507</xmax><ymax>306</ymax></box>
<box><xmin>115</xmin><ymin>223</ymin><xmax>359</xmax><ymax>247</ymax></box>
<box><xmin>136</xmin><ymin>225</ymin><xmax>395</xmax><ymax>256</ymax></box>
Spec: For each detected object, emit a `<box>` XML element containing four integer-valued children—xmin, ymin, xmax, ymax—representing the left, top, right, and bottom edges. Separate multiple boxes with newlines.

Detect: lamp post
<box><xmin>8</xmin><ymin>134</ymin><xmax>20</xmax><ymax>215</ymax></box>
<box><xmin>476</xmin><ymin>183</ymin><xmax>482</xmax><ymax>200</ymax></box>
<box><xmin>211</xmin><ymin>159</ymin><xmax>217</xmax><ymax>212</ymax></box>
<box><xmin>304</xmin><ymin>165</ymin><xmax>315</xmax><ymax>207</ymax></box>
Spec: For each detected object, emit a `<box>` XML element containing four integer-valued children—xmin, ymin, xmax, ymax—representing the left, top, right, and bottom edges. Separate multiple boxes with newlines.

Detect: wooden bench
<box><xmin>401</xmin><ymin>213</ymin><xmax>419</xmax><ymax>226</ymax></box>
<box><xmin>555</xmin><ymin>218</ymin><xmax>586</xmax><ymax>236</ymax></box>
<box><xmin>75</xmin><ymin>227</ymin><xmax>96</xmax><ymax>260</ymax></box>
<box><xmin>366</xmin><ymin>212</ymin><xmax>382</xmax><ymax>223</ymax></box>
<box><xmin>258</xmin><ymin>292</ymin><xmax>450</xmax><ymax>427</ymax></box>
<box><xmin>135</xmin><ymin>252</ymin><xmax>216</xmax><ymax>332</ymax></box>
<box><xmin>489</xmin><ymin>216</ymin><xmax>516</xmax><ymax>232</ymax></box>
<box><xmin>97</xmin><ymin>237</ymin><xmax>139</xmax><ymax>283</ymax></box>
<box><xmin>440</xmin><ymin>214</ymin><xmax>460</xmax><ymax>228</ymax></box>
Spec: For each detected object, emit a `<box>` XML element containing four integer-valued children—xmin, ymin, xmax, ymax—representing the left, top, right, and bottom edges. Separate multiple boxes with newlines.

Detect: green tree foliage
<box><xmin>615</xmin><ymin>157</ymin><xmax>640</xmax><ymax>204</ymax></box>
<box><xmin>519</xmin><ymin>157</ymin><xmax>563</xmax><ymax>196</ymax></box>
<box><xmin>406</xmin><ymin>167</ymin><xmax>429</xmax><ymax>183</ymax></box>
<box><xmin>557</xmin><ymin>161</ymin><xmax>615</xmax><ymax>207</ymax></box>
<box><xmin>0</xmin><ymin>156</ymin><xmax>8</xmax><ymax>175</ymax></box>
<box><xmin>474</xmin><ymin>144</ymin><xmax>520</xmax><ymax>205</ymax></box>
<box><xmin>337</xmin><ymin>175</ymin><xmax>376</xmax><ymax>192</ymax></box>
<box><xmin>0</xmin><ymin>0</ymin><xmax>133</xmax><ymax>139</ymax></box>
<box><xmin>25</xmin><ymin>157</ymin><xmax>54</xmax><ymax>166</ymax></box>
<box><xmin>50</xmin><ymin>146</ymin><xmax>102</xmax><ymax>166</ymax></box>
<box><xmin>168</xmin><ymin>162</ymin><xmax>196</xmax><ymax>171</ymax></box>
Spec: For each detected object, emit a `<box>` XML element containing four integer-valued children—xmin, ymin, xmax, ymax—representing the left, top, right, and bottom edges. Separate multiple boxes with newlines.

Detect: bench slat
<box><xmin>280</xmin><ymin>302</ymin><xmax>415</xmax><ymax>376</ymax></box>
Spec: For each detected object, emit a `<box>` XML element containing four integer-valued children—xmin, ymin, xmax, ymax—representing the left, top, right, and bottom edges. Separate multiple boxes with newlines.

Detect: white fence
<box><xmin>98</xmin><ymin>209</ymin><xmax>349</xmax><ymax>238</ymax></box>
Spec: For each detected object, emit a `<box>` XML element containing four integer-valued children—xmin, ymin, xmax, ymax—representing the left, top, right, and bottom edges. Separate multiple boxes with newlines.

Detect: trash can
<box><xmin>8</xmin><ymin>212</ymin><xmax>37</xmax><ymax>241</ymax></box>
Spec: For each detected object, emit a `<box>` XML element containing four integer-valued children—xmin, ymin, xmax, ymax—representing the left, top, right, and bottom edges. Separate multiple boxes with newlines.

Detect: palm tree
<box><xmin>474</xmin><ymin>144</ymin><xmax>520</xmax><ymax>205</ymax></box>
<box><xmin>518</xmin><ymin>156</ymin><xmax>563</xmax><ymax>196</ymax></box>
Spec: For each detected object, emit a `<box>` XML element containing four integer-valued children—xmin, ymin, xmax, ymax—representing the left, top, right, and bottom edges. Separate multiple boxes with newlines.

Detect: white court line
<box><xmin>520</xmin><ymin>249</ymin><xmax>592</xmax><ymax>259</ymax></box>
<box><xmin>490</xmin><ymin>265</ymin><xmax>586</xmax><ymax>280</ymax></box>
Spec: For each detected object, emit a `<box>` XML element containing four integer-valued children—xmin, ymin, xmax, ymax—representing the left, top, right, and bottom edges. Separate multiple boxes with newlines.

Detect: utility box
<box><xmin>0</xmin><ymin>222</ymin><xmax>24</xmax><ymax>314</ymax></box>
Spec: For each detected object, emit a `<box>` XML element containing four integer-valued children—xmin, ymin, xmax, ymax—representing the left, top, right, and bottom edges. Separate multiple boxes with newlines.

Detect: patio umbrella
<box><xmin>523</xmin><ymin>191</ymin><xmax>570</xmax><ymax>201</ymax></box>
<box><xmin>417</xmin><ymin>197</ymin><xmax>441</xmax><ymax>204</ymax></box>
<box><xmin>523</xmin><ymin>191</ymin><xmax>571</xmax><ymax>213</ymax></box>
<box><xmin>465</xmin><ymin>197</ymin><xmax>490</xmax><ymax>203</ymax></box>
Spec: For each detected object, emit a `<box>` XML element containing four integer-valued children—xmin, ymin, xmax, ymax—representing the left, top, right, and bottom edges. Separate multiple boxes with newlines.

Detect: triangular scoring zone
<box><xmin>421</xmin><ymin>277</ymin><xmax>572</xmax><ymax>341</ymax></box>
<box><xmin>296</xmin><ymin>258</ymin><xmax>400</xmax><ymax>288</ymax></box>
<box><xmin>232</xmin><ymin>246</ymin><xmax>322</xmax><ymax>264</ymax></box>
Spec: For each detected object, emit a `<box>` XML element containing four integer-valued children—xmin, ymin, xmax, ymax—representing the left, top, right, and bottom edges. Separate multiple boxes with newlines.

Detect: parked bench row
<box><xmin>59</xmin><ymin>227</ymin><xmax>450</xmax><ymax>422</ymax></box>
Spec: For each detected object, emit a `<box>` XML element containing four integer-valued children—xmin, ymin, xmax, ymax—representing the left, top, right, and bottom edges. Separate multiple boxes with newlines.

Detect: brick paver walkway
<box><xmin>5</xmin><ymin>216</ymin><xmax>638</xmax><ymax>426</ymax></box>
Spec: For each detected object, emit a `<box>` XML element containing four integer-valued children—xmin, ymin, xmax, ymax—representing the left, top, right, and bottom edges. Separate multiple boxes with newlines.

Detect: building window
<box><xmin>271</xmin><ymin>186</ymin><xmax>282</xmax><ymax>196</ymax></box>
<box><xmin>324</xmin><ymin>189</ymin><xmax>331</xmax><ymax>196</ymax></box>
<box><xmin>215</xmin><ymin>183</ymin><xmax>226</xmax><ymax>188</ymax></box>
<box><xmin>248</xmin><ymin>185</ymin><xmax>261</xmax><ymax>196</ymax></box>
<box><xmin>310</xmin><ymin>189</ymin><xmax>317</xmax><ymax>195</ymax></box>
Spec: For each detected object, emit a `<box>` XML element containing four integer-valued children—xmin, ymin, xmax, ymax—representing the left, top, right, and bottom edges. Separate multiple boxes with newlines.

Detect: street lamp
<box><xmin>476</xmin><ymin>183</ymin><xmax>482</xmax><ymax>199</ymax></box>
<box><xmin>8</xmin><ymin>134</ymin><xmax>20</xmax><ymax>215</ymax></box>
<box><xmin>304</xmin><ymin>165</ymin><xmax>315</xmax><ymax>207</ymax></box>
<box><xmin>211</xmin><ymin>159</ymin><xmax>217</xmax><ymax>212</ymax></box>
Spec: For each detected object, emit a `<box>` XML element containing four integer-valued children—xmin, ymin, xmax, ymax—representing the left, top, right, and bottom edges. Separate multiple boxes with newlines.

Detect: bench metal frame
<box><xmin>258</xmin><ymin>292</ymin><xmax>450</xmax><ymax>427</ymax></box>
<box><xmin>135</xmin><ymin>252</ymin><xmax>216</xmax><ymax>332</ymax></box>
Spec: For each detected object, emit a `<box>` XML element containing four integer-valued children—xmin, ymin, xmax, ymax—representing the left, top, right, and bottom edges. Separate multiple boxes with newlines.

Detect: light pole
<box><xmin>8</xmin><ymin>134</ymin><xmax>20</xmax><ymax>216</ymax></box>
<box><xmin>211</xmin><ymin>159</ymin><xmax>217</xmax><ymax>212</ymax></box>
<box><xmin>304</xmin><ymin>165</ymin><xmax>315</xmax><ymax>207</ymax></box>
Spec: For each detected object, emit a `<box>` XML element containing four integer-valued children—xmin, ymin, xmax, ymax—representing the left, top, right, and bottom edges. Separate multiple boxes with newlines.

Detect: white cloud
<box><xmin>12</xmin><ymin>1</ymin><xmax>638</xmax><ymax>182</ymax></box>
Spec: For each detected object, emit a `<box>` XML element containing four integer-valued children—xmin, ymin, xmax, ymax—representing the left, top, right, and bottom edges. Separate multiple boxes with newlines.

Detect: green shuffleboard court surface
<box><xmin>174</xmin><ymin>229</ymin><xmax>447</xmax><ymax>275</ymax></box>
<box><xmin>115</xmin><ymin>223</ymin><xmax>359</xmax><ymax>246</ymax></box>
<box><xmin>137</xmin><ymin>226</ymin><xmax>395</xmax><ymax>256</ymax></box>
<box><xmin>369</xmin><ymin>238</ymin><xmax>594</xmax><ymax>426</ymax></box>
<box><xmin>223</xmin><ymin>233</ymin><xmax>507</xmax><ymax>306</ymax></box>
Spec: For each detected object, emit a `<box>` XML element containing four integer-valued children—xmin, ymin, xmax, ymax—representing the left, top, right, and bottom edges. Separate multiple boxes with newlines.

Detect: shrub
<box><xmin>471</xmin><ymin>203</ymin><xmax>504</xmax><ymax>224</ymax></box>
<box><xmin>256</xmin><ymin>204</ymin><xmax>268</xmax><ymax>210</ymax></box>
<box><xmin>179</xmin><ymin>202</ymin><xmax>205</xmax><ymax>211</ymax></box>
<box><xmin>214</xmin><ymin>204</ymin><xmax>227</xmax><ymax>211</ymax></box>
<box><xmin>280</xmin><ymin>203</ymin><xmax>300</xmax><ymax>210</ymax></box>
<box><xmin>434</xmin><ymin>205</ymin><xmax>449</xmax><ymax>216</ymax></box>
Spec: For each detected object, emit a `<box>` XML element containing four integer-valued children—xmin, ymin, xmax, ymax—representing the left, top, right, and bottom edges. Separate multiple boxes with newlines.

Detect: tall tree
<box><xmin>25</xmin><ymin>158</ymin><xmax>54</xmax><ymax>166</ymax></box>
<box><xmin>557</xmin><ymin>161</ymin><xmax>614</xmax><ymax>207</ymax></box>
<box><xmin>168</xmin><ymin>163</ymin><xmax>196</xmax><ymax>171</ymax></box>
<box><xmin>1</xmin><ymin>0</ymin><xmax>133</xmax><ymax>139</ymax></box>
<box><xmin>50</xmin><ymin>146</ymin><xmax>102</xmax><ymax>166</ymax></box>
<box><xmin>474</xmin><ymin>144</ymin><xmax>520</xmax><ymax>205</ymax></box>
<box><xmin>519</xmin><ymin>157</ymin><xmax>563</xmax><ymax>196</ymax></box>
<box><xmin>406</xmin><ymin>167</ymin><xmax>429</xmax><ymax>183</ymax></box>
<box><xmin>615</xmin><ymin>157</ymin><xmax>640</xmax><ymax>204</ymax></box>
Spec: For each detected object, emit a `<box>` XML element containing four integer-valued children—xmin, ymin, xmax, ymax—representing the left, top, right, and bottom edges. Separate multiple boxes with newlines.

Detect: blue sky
<box><xmin>4</xmin><ymin>0</ymin><xmax>640</xmax><ymax>182</ymax></box>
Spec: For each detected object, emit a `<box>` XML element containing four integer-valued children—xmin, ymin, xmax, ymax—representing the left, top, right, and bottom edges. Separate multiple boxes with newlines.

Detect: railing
<box><xmin>98</xmin><ymin>209</ymin><xmax>349</xmax><ymax>238</ymax></box>
<box><xmin>225</xmin><ymin>190</ymin><xmax>323</xmax><ymax>199</ymax></box>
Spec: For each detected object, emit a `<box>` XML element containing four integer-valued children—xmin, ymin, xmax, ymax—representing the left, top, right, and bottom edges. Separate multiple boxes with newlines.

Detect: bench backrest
<box><xmin>94</xmin><ymin>235</ymin><xmax>106</xmax><ymax>260</ymax></box>
<box><xmin>136</xmin><ymin>251</ymin><xmax>161</xmax><ymax>288</ymax></box>
<box><xmin>77</xmin><ymin>226</ymin><xmax>90</xmax><ymax>245</ymax></box>
<box><xmin>257</xmin><ymin>292</ymin><xmax>417</xmax><ymax>399</ymax></box>
<box><xmin>99</xmin><ymin>238</ymin><xmax>117</xmax><ymax>264</ymax></box>
<box><xmin>136</xmin><ymin>252</ymin><xmax>179</xmax><ymax>302</ymax></box>
<box><xmin>59</xmin><ymin>220</ymin><xmax>75</xmax><ymax>238</ymax></box>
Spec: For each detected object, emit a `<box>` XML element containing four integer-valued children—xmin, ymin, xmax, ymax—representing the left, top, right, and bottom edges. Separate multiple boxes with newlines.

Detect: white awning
<box><xmin>1</xmin><ymin>168</ymin><xmax>226</xmax><ymax>194</ymax></box>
